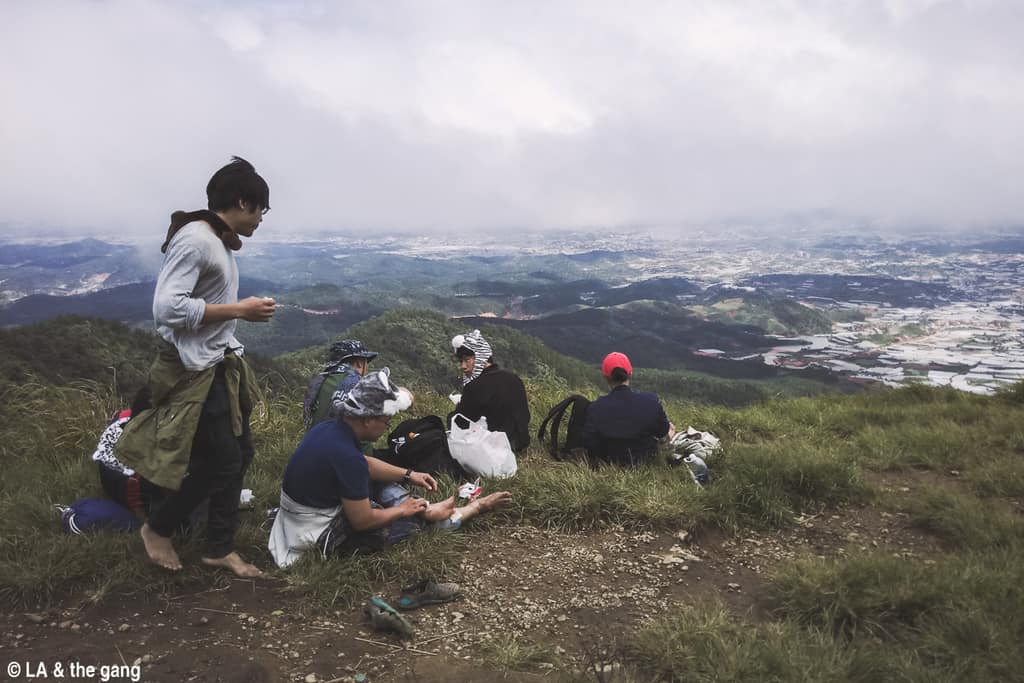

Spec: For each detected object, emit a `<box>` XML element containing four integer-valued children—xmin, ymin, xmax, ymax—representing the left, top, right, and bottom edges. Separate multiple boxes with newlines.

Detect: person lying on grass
<box><xmin>269</xmin><ymin>368</ymin><xmax>512</xmax><ymax>568</ymax></box>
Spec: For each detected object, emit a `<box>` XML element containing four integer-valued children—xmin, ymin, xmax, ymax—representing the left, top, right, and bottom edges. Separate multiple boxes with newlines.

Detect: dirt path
<box><xmin>0</xmin><ymin>483</ymin><xmax>944</xmax><ymax>683</ymax></box>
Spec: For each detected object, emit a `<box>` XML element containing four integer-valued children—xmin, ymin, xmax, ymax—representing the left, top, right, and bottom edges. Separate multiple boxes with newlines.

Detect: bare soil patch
<box><xmin>0</xmin><ymin>477</ymin><xmax>951</xmax><ymax>682</ymax></box>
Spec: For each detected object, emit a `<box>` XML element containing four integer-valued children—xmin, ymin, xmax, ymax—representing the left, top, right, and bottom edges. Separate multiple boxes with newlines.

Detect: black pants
<box><xmin>99</xmin><ymin>464</ymin><xmax>205</xmax><ymax>533</ymax></box>
<box><xmin>98</xmin><ymin>463</ymin><xmax>165</xmax><ymax>516</ymax></box>
<box><xmin>147</xmin><ymin>364</ymin><xmax>254</xmax><ymax>557</ymax></box>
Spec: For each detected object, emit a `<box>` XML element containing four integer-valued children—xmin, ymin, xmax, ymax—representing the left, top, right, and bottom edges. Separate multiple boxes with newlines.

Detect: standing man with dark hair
<box><xmin>582</xmin><ymin>352</ymin><xmax>675</xmax><ymax>466</ymax></box>
<box><xmin>116</xmin><ymin>156</ymin><xmax>274</xmax><ymax>577</ymax></box>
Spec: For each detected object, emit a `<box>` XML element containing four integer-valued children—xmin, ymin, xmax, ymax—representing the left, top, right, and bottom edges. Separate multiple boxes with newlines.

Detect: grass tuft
<box><xmin>705</xmin><ymin>442</ymin><xmax>871</xmax><ymax>530</ymax></box>
<box><xmin>905</xmin><ymin>487</ymin><xmax>1024</xmax><ymax>551</ymax></box>
<box><xmin>623</xmin><ymin>600</ymin><xmax>934</xmax><ymax>682</ymax></box>
<box><xmin>281</xmin><ymin>529</ymin><xmax>467</xmax><ymax>609</ymax></box>
<box><xmin>478</xmin><ymin>634</ymin><xmax>557</xmax><ymax>672</ymax></box>
<box><xmin>765</xmin><ymin>549</ymin><xmax>1024</xmax><ymax>679</ymax></box>
<box><xmin>498</xmin><ymin>459</ymin><xmax>707</xmax><ymax>532</ymax></box>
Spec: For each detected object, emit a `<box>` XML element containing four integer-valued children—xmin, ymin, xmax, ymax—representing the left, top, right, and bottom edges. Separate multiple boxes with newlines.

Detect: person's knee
<box><xmin>376</xmin><ymin>483</ymin><xmax>411</xmax><ymax>508</ymax></box>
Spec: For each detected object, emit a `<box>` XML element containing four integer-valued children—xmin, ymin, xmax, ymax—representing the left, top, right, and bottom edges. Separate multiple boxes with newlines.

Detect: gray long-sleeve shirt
<box><xmin>152</xmin><ymin>221</ymin><xmax>243</xmax><ymax>371</ymax></box>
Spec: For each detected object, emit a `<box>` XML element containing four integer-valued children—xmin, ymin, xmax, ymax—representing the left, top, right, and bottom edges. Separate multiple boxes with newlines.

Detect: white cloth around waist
<box><xmin>267</xmin><ymin>489</ymin><xmax>340</xmax><ymax>568</ymax></box>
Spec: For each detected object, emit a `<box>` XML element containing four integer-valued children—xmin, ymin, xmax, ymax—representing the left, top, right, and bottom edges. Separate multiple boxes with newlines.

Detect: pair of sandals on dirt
<box><xmin>365</xmin><ymin>579</ymin><xmax>460</xmax><ymax>638</ymax></box>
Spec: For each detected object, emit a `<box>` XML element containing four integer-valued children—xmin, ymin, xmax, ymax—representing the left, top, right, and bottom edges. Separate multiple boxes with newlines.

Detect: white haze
<box><xmin>1</xmin><ymin>0</ymin><xmax>1022</xmax><ymax>237</ymax></box>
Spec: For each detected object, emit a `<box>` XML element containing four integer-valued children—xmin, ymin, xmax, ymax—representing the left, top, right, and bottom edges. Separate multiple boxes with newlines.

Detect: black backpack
<box><xmin>537</xmin><ymin>395</ymin><xmax>591</xmax><ymax>460</ymax></box>
<box><xmin>379</xmin><ymin>415</ymin><xmax>467</xmax><ymax>479</ymax></box>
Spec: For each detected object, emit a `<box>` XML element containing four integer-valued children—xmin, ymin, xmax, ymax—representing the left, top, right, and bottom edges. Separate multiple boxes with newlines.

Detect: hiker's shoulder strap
<box><xmin>537</xmin><ymin>394</ymin><xmax>587</xmax><ymax>457</ymax></box>
<box><xmin>302</xmin><ymin>373</ymin><xmax>330</xmax><ymax>427</ymax></box>
<box><xmin>537</xmin><ymin>395</ymin><xmax>579</xmax><ymax>440</ymax></box>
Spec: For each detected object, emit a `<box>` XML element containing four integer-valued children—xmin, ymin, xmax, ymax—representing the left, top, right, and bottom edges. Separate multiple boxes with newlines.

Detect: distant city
<box><xmin>2</xmin><ymin>229</ymin><xmax>1022</xmax><ymax>394</ymax></box>
<box><xmin>589</xmin><ymin>231</ymin><xmax>1024</xmax><ymax>394</ymax></box>
<box><xmin>608</xmin><ymin>232</ymin><xmax>1024</xmax><ymax>395</ymax></box>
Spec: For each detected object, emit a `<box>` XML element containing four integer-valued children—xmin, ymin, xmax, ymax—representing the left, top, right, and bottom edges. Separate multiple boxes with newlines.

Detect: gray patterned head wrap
<box><xmin>338</xmin><ymin>367</ymin><xmax>412</xmax><ymax>417</ymax></box>
<box><xmin>451</xmin><ymin>329</ymin><xmax>492</xmax><ymax>385</ymax></box>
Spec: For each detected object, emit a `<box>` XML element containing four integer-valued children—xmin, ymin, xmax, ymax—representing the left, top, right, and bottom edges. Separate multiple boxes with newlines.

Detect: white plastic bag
<box><xmin>447</xmin><ymin>413</ymin><xmax>518</xmax><ymax>478</ymax></box>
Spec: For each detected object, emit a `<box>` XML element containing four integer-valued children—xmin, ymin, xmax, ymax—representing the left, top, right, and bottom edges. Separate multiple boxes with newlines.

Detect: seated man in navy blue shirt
<box><xmin>582</xmin><ymin>352</ymin><xmax>675</xmax><ymax>467</ymax></box>
<box><xmin>269</xmin><ymin>368</ymin><xmax>511</xmax><ymax>568</ymax></box>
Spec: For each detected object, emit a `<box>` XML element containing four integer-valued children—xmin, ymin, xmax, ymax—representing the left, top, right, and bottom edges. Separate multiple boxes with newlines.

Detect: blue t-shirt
<box><xmin>282</xmin><ymin>420</ymin><xmax>370</xmax><ymax>508</ymax></box>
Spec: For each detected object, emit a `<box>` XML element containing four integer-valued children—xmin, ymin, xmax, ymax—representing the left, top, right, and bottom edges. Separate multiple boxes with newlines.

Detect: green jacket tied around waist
<box><xmin>114</xmin><ymin>340</ymin><xmax>259</xmax><ymax>490</ymax></box>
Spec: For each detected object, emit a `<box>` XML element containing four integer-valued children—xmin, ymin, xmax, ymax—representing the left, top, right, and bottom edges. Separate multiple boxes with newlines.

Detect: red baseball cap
<box><xmin>601</xmin><ymin>351</ymin><xmax>633</xmax><ymax>378</ymax></box>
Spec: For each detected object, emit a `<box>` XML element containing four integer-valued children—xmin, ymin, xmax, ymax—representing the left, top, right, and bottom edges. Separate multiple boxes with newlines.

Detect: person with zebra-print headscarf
<box><xmin>449</xmin><ymin>330</ymin><xmax>531</xmax><ymax>452</ymax></box>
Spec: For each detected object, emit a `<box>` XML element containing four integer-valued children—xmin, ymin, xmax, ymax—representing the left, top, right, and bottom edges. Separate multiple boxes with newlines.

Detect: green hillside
<box><xmin>236</xmin><ymin>284</ymin><xmax>384</xmax><ymax>356</ymax></box>
<box><xmin>0</xmin><ymin>316</ymin><xmax>160</xmax><ymax>395</ymax></box>
<box><xmin>283</xmin><ymin>308</ymin><xmax>851</xmax><ymax>407</ymax></box>
<box><xmin>456</xmin><ymin>300</ymin><xmax>849</xmax><ymax>389</ymax></box>
<box><xmin>282</xmin><ymin>308</ymin><xmax>599</xmax><ymax>395</ymax></box>
<box><xmin>460</xmin><ymin>301</ymin><xmax>776</xmax><ymax>366</ymax></box>
<box><xmin>690</xmin><ymin>291</ymin><xmax>833</xmax><ymax>335</ymax></box>
<box><xmin>0</xmin><ymin>315</ymin><xmax>304</xmax><ymax>399</ymax></box>
<box><xmin>0</xmin><ymin>312</ymin><xmax>837</xmax><ymax>415</ymax></box>
<box><xmin>1</xmin><ymin>316</ymin><xmax>1023</xmax><ymax>681</ymax></box>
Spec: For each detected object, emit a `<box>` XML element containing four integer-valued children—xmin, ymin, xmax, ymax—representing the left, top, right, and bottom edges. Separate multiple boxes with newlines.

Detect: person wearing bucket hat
<box><xmin>269</xmin><ymin>368</ymin><xmax>511</xmax><ymax>568</ymax></box>
<box><xmin>302</xmin><ymin>338</ymin><xmax>380</xmax><ymax>429</ymax></box>
<box><xmin>450</xmin><ymin>329</ymin><xmax>531</xmax><ymax>452</ymax></box>
<box><xmin>582</xmin><ymin>352</ymin><xmax>675</xmax><ymax>466</ymax></box>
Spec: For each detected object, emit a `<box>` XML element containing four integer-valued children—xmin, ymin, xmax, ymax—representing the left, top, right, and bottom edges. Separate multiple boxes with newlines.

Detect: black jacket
<box><xmin>582</xmin><ymin>385</ymin><xmax>669</xmax><ymax>465</ymax></box>
<box><xmin>452</xmin><ymin>364</ymin><xmax>531</xmax><ymax>452</ymax></box>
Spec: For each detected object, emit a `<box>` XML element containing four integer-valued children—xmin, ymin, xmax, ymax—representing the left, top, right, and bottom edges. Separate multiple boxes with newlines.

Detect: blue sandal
<box><xmin>396</xmin><ymin>579</ymin><xmax>462</xmax><ymax>611</ymax></box>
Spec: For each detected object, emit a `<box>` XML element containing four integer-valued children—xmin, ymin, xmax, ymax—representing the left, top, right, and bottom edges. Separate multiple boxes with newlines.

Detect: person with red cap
<box><xmin>582</xmin><ymin>352</ymin><xmax>675</xmax><ymax>466</ymax></box>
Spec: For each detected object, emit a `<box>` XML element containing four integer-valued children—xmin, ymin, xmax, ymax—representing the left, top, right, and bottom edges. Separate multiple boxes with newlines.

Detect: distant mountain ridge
<box><xmin>0</xmin><ymin>277</ymin><xmax>289</xmax><ymax>327</ymax></box>
<box><xmin>0</xmin><ymin>238</ymin><xmax>123</xmax><ymax>267</ymax></box>
<box><xmin>0</xmin><ymin>238</ymin><xmax>155</xmax><ymax>300</ymax></box>
<box><xmin>738</xmin><ymin>273</ymin><xmax>960</xmax><ymax>307</ymax></box>
<box><xmin>459</xmin><ymin>300</ymin><xmax>793</xmax><ymax>377</ymax></box>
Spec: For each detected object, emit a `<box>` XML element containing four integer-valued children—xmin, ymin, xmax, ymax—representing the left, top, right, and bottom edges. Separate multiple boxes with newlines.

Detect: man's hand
<box><xmin>397</xmin><ymin>496</ymin><xmax>429</xmax><ymax>517</ymax></box>
<box><xmin>237</xmin><ymin>296</ymin><xmax>276</xmax><ymax>322</ymax></box>
<box><xmin>408</xmin><ymin>471</ymin><xmax>438</xmax><ymax>492</ymax></box>
<box><xmin>667</xmin><ymin>422</ymin><xmax>677</xmax><ymax>441</ymax></box>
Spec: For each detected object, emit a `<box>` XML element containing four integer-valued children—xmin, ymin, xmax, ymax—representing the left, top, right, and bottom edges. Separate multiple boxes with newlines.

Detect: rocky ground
<box><xmin>0</xmin><ymin>476</ymin><xmax>943</xmax><ymax>683</ymax></box>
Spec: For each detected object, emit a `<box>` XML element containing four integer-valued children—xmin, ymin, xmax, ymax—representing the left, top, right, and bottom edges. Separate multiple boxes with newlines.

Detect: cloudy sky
<box><xmin>1</xmin><ymin>0</ymin><xmax>1022</xmax><ymax>236</ymax></box>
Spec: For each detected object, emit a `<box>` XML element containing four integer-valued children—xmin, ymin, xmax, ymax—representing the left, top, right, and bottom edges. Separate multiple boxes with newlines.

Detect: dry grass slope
<box><xmin>1</xmin><ymin>316</ymin><xmax>1023</xmax><ymax>681</ymax></box>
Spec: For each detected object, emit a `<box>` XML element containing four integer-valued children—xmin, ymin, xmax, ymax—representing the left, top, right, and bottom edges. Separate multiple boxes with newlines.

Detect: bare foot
<box><xmin>201</xmin><ymin>552</ymin><xmax>264</xmax><ymax>578</ymax></box>
<box><xmin>140</xmin><ymin>523</ymin><xmax>182</xmax><ymax>571</ymax></box>
<box><xmin>476</xmin><ymin>491</ymin><xmax>513</xmax><ymax>512</ymax></box>
<box><xmin>422</xmin><ymin>496</ymin><xmax>457</xmax><ymax>522</ymax></box>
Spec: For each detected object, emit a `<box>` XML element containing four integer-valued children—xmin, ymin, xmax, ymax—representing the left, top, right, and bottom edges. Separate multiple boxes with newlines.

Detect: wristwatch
<box><xmin>402</xmin><ymin>468</ymin><xmax>413</xmax><ymax>485</ymax></box>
